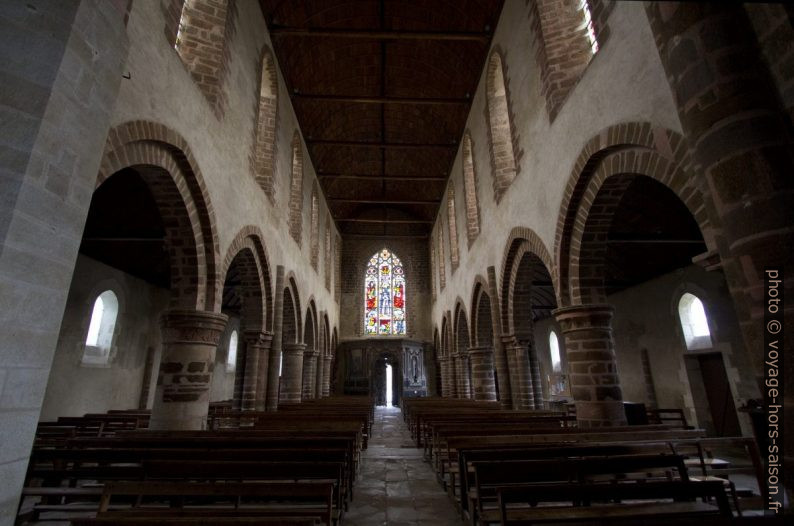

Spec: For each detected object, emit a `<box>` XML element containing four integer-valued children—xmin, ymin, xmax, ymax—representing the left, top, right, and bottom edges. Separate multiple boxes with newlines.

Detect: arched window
<box><xmin>462</xmin><ymin>132</ymin><xmax>480</xmax><ymax>244</ymax></box>
<box><xmin>447</xmin><ymin>185</ymin><xmax>459</xmax><ymax>269</ymax></box>
<box><xmin>364</xmin><ymin>249</ymin><xmax>406</xmax><ymax>335</ymax></box>
<box><xmin>549</xmin><ymin>331</ymin><xmax>561</xmax><ymax>373</ymax></box>
<box><xmin>437</xmin><ymin>229</ymin><xmax>446</xmax><ymax>290</ymax></box>
<box><xmin>678</xmin><ymin>293</ymin><xmax>712</xmax><ymax>350</ymax></box>
<box><xmin>309</xmin><ymin>185</ymin><xmax>319</xmax><ymax>270</ymax></box>
<box><xmin>288</xmin><ymin>132</ymin><xmax>304</xmax><ymax>245</ymax></box>
<box><xmin>83</xmin><ymin>290</ymin><xmax>119</xmax><ymax>365</ymax></box>
<box><xmin>324</xmin><ymin>217</ymin><xmax>332</xmax><ymax>291</ymax></box>
<box><xmin>226</xmin><ymin>330</ymin><xmax>239</xmax><ymax>371</ymax></box>
<box><xmin>173</xmin><ymin>0</ymin><xmax>231</xmax><ymax>110</ymax></box>
<box><xmin>252</xmin><ymin>47</ymin><xmax>278</xmax><ymax>199</ymax></box>
<box><xmin>486</xmin><ymin>52</ymin><xmax>518</xmax><ymax>202</ymax></box>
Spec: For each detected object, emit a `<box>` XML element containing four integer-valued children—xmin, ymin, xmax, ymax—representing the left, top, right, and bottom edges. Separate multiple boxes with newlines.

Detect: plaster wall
<box><xmin>431</xmin><ymin>0</ymin><xmax>682</xmax><ymax>322</ymax></box>
<box><xmin>40</xmin><ymin>256</ymin><xmax>168</xmax><ymax>421</ymax></box>
<box><xmin>532</xmin><ymin>266</ymin><xmax>760</xmax><ymax>436</ymax></box>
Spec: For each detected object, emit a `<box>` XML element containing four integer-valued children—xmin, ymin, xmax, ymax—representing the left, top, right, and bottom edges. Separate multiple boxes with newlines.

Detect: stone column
<box><xmin>645</xmin><ymin>3</ymin><xmax>793</xmax><ymax>421</ymax></box>
<box><xmin>150</xmin><ymin>310</ymin><xmax>228</xmax><ymax>430</ymax></box>
<box><xmin>315</xmin><ymin>352</ymin><xmax>324</xmax><ymax>398</ymax></box>
<box><xmin>232</xmin><ymin>339</ymin><xmax>246</xmax><ymax>410</ymax></box>
<box><xmin>322</xmin><ymin>355</ymin><xmax>333</xmax><ymax>397</ymax></box>
<box><xmin>505</xmin><ymin>338</ymin><xmax>535</xmax><ymax>410</ymax></box>
<box><xmin>553</xmin><ymin>304</ymin><xmax>626</xmax><ymax>426</ymax></box>
<box><xmin>456</xmin><ymin>351</ymin><xmax>472</xmax><ymax>399</ymax></box>
<box><xmin>525</xmin><ymin>339</ymin><xmax>545</xmax><ymax>410</ymax></box>
<box><xmin>241</xmin><ymin>330</ymin><xmax>271</xmax><ymax>411</ymax></box>
<box><xmin>487</xmin><ymin>266</ymin><xmax>513</xmax><ymax>408</ymax></box>
<box><xmin>266</xmin><ymin>266</ymin><xmax>285</xmax><ymax>411</ymax></box>
<box><xmin>280</xmin><ymin>342</ymin><xmax>306</xmax><ymax>403</ymax></box>
<box><xmin>255</xmin><ymin>333</ymin><xmax>273</xmax><ymax>410</ymax></box>
<box><xmin>438</xmin><ymin>357</ymin><xmax>449</xmax><ymax>397</ymax></box>
<box><xmin>450</xmin><ymin>352</ymin><xmax>461</xmax><ymax>398</ymax></box>
<box><xmin>501</xmin><ymin>335</ymin><xmax>523</xmax><ymax>409</ymax></box>
<box><xmin>468</xmin><ymin>346</ymin><xmax>497</xmax><ymax>401</ymax></box>
<box><xmin>302</xmin><ymin>348</ymin><xmax>318</xmax><ymax>400</ymax></box>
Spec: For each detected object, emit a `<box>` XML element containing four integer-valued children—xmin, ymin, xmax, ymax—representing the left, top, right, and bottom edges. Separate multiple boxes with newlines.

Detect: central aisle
<box><xmin>345</xmin><ymin>406</ymin><xmax>461</xmax><ymax>525</ymax></box>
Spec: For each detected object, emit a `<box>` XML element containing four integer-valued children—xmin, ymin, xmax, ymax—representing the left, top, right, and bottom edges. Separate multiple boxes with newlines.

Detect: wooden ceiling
<box><xmin>258</xmin><ymin>0</ymin><xmax>504</xmax><ymax>237</ymax></box>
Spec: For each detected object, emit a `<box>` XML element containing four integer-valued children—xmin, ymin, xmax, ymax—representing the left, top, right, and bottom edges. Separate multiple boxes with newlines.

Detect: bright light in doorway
<box><xmin>386</xmin><ymin>364</ymin><xmax>393</xmax><ymax>406</ymax></box>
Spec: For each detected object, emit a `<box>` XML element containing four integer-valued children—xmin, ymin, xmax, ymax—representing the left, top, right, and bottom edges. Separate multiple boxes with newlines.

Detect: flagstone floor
<box><xmin>345</xmin><ymin>405</ymin><xmax>462</xmax><ymax>526</ymax></box>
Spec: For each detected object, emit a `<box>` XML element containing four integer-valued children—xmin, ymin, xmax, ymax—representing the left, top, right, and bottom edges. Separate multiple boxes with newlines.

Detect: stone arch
<box><xmin>288</xmin><ymin>131</ymin><xmax>305</xmax><ymax>246</ymax></box>
<box><xmin>554</xmin><ymin>122</ymin><xmax>710</xmax><ymax>307</ymax></box>
<box><xmin>440</xmin><ymin>314</ymin><xmax>450</xmax><ymax>359</ymax></box>
<box><xmin>304</xmin><ymin>298</ymin><xmax>318</xmax><ymax>348</ymax></box>
<box><xmin>331</xmin><ymin>327</ymin><xmax>338</xmax><ymax>358</ymax></box>
<box><xmin>461</xmin><ymin>131</ymin><xmax>481</xmax><ymax>245</ymax></box>
<box><xmin>485</xmin><ymin>49</ymin><xmax>522</xmax><ymax>203</ymax></box>
<box><xmin>251</xmin><ymin>45</ymin><xmax>279</xmax><ymax>201</ymax></box>
<box><xmin>499</xmin><ymin>227</ymin><xmax>556</xmax><ymax>336</ymax></box>
<box><xmin>469</xmin><ymin>275</ymin><xmax>492</xmax><ymax>347</ymax></box>
<box><xmin>281</xmin><ymin>274</ymin><xmax>302</xmax><ymax>344</ymax></box>
<box><xmin>96</xmin><ymin>120</ymin><xmax>220</xmax><ymax>312</ymax></box>
<box><xmin>221</xmin><ymin>226</ymin><xmax>274</xmax><ymax>332</ymax></box>
<box><xmin>454</xmin><ymin>299</ymin><xmax>471</xmax><ymax>354</ymax></box>
<box><xmin>322</xmin><ymin>313</ymin><xmax>331</xmax><ymax>357</ymax></box>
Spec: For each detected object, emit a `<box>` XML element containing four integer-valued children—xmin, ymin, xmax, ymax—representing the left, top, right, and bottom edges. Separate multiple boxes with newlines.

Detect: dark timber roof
<box><xmin>259</xmin><ymin>0</ymin><xmax>505</xmax><ymax>236</ymax></box>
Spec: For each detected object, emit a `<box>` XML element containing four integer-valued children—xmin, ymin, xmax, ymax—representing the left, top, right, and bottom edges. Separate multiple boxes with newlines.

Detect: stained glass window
<box><xmin>364</xmin><ymin>248</ymin><xmax>406</xmax><ymax>335</ymax></box>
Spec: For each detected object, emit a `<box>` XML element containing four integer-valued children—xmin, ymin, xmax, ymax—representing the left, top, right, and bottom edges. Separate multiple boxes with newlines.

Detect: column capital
<box><xmin>284</xmin><ymin>342</ymin><xmax>307</xmax><ymax>354</ymax></box>
<box><xmin>242</xmin><ymin>329</ymin><xmax>274</xmax><ymax>346</ymax></box>
<box><xmin>303</xmin><ymin>348</ymin><xmax>319</xmax><ymax>358</ymax></box>
<box><xmin>552</xmin><ymin>304</ymin><xmax>614</xmax><ymax>332</ymax></box>
<box><xmin>468</xmin><ymin>345</ymin><xmax>494</xmax><ymax>356</ymax></box>
<box><xmin>160</xmin><ymin>309</ymin><xmax>228</xmax><ymax>345</ymax></box>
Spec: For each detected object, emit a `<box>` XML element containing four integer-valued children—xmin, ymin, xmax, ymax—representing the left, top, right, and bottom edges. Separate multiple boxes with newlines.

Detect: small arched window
<box><xmin>83</xmin><ymin>290</ymin><xmax>119</xmax><ymax>365</ymax></box>
<box><xmin>309</xmin><ymin>186</ymin><xmax>319</xmax><ymax>270</ymax></box>
<box><xmin>462</xmin><ymin>133</ymin><xmax>480</xmax><ymax>244</ymax></box>
<box><xmin>678</xmin><ymin>293</ymin><xmax>712</xmax><ymax>350</ymax></box>
<box><xmin>549</xmin><ymin>331</ymin><xmax>562</xmax><ymax>373</ymax></box>
<box><xmin>226</xmin><ymin>330</ymin><xmax>239</xmax><ymax>371</ymax></box>
<box><xmin>447</xmin><ymin>185</ymin><xmax>459</xmax><ymax>269</ymax></box>
<box><xmin>364</xmin><ymin>248</ymin><xmax>406</xmax><ymax>335</ymax></box>
<box><xmin>288</xmin><ymin>132</ymin><xmax>304</xmax><ymax>245</ymax></box>
<box><xmin>486</xmin><ymin>52</ymin><xmax>518</xmax><ymax>202</ymax></box>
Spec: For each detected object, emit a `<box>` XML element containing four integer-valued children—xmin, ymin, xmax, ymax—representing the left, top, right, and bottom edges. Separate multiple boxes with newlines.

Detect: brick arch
<box><xmin>288</xmin><ymin>132</ymin><xmax>305</xmax><ymax>246</ymax></box>
<box><xmin>485</xmin><ymin>48</ymin><xmax>522</xmax><ymax>203</ymax></box>
<box><xmin>281</xmin><ymin>273</ymin><xmax>302</xmax><ymax>344</ymax></box>
<box><xmin>221</xmin><ymin>226</ymin><xmax>274</xmax><ymax>332</ymax></box>
<box><xmin>97</xmin><ymin>120</ymin><xmax>220</xmax><ymax>312</ymax></box>
<box><xmin>440</xmin><ymin>313</ymin><xmax>450</xmax><ymax>358</ymax></box>
<box><xmin>499</xmin><ymin>227</ymin><xmax>556</xmax><ymax>336</ymax></box>
<box><xmin>454</xmin><ymin>298</ymin><xmax>470</xmax><ymax>354</ymax></box>
<box><xmin>322</xmin><ymin>313</ymin><xmax>331</xmax><ymax>357</ymax></box>
<box><xmin>554</xmin><ymin>122</ymin><xmax>706</xmax><ymax>307</ymax></box>
<box><xmin>568</xmin><ymin>151</ymin><xmax>711</xmax><ymax>305</ymax></box>
<box><xmin>469</xmin><ymin>275</ymin><xmax>492</xmax><ymax>347</ymax></box>
<box><xmin>331</xmin><ymin>327</ymin><xmax>338</xmax><ymax>358</ymax></box>
<box><xmin>461</xmin><ymin>131</ymin><xmax>481</xmax><ymax>245</ymax></box>
<box><xmin>251</xmin><ymin>45</ymin><xmax>279</xmax><ymax>201</ymax></box>
<box><xmin>304</xmin><ymin>299</ymin><xmax>317</xmax><ymax>348</ymax></box>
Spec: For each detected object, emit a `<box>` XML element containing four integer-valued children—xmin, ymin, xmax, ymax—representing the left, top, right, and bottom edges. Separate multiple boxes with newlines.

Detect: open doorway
<box><xmin>385</xmin><ymin>363</ymin><xmax>393</xmax><ymax>406</ymax></box>
<box><xmin>685</xmin><ymin>352</ymin><xmax>741</xmax><ymax>437</ymax></box>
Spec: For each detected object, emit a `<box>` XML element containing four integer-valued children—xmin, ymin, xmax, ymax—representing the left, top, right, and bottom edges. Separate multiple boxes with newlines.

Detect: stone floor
<box><xmin>344</xmin><ymin>405</ymin><xmax>462</xmax><ymax>526</ymax></box>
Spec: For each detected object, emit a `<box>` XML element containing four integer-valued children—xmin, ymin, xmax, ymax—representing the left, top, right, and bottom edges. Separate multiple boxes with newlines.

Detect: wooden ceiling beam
<box><xmin>328</xmin><ymin>198</ymin><xmax>438</xmax><ymax>205</ymax></box>
<box><xmin>308</xmin><ymin>139</ymin><xmax>455</xmax><ymax>150</ymax></box>
<box><xmin>336</xmin><ymin>218</ymin><xmax>434</xmax><ymax>224</ymax></box>
<box><xmin>269</xmin><ymin>27</ymin><xmax>490</xmax><ymax>42</ymax></box>
<box><xmin>292</xmin><ymin>93</ymin><xmax>469</xmax><ymax>105</ymax></box>
<box><xmin>319</xmin><ymin>173</ymin><xmax>446</xmax><ymax>182</ymax></box>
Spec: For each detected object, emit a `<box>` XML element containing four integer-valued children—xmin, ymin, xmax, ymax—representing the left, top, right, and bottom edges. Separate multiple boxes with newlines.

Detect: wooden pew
<box><xmin>495</xmin><ymin>480</ymin><xmax>732</xmax><ymax>525</ymax></box>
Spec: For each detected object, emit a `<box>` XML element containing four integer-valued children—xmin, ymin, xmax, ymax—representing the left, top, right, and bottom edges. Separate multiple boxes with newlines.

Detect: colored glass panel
<box><xmin>363</xmin><ymin>248</ymin><xmax>406</xmax><ymax>335</ymax></box>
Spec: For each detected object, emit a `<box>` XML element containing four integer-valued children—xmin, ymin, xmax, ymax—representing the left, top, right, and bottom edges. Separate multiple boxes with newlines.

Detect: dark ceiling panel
<box><xmin>259</xmin><ymin>0</ymin><xmax>504</xmax><ymax>235</ymax></box>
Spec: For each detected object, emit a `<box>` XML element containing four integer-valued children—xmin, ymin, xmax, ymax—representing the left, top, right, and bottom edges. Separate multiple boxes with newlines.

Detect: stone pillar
<box><xmin>322</xmin><ymin>355</ymin><xmax>333</xmax><ymax>397</ymax></box>
<box><xmin>280</xmin><ymin>342</ymin><xmax>306</xmax><ymax>403</ymax></box>
<box><xmin>314</xmin><ymin>352</ymin><xmax>325</xmax><ymax>398</ymax></box>
<box><xmin>241</xmin><ymin>330</ymin><xmax>271</xmax><ymax>411</ymax></box>
<box><xmin>150</xmin><ymin>310</ymin><xmax>228</xmax><ymax>430</ymax></box>
<box><xmin>266</xmin><ymin>266</ymin><xmax>285</xmax><ymax>411</ymax></box>
<box><xmin>505</xmin><ymin>338</ymin><xmax>535</xmax><ymax>410</ymax></box>
<box><xmin>553</xmin><ymin>304</ymin><xmax>626</xmax><ymax>426</ymax></box>
<box><xmin>645</xmin><ymin>2</ymin><xmax>793</xmax><ymax>416</ymax></box>
<box><xmin>487</xmin><ymin>266</ymin><xmax>512</xmax><ymax>408</ymax></box>
<box><xmin>302</xmin><ymin>348</ymin><xmax>318</xmax><ymax>400</ymax></box>
<box><xmin>525</xmin><ymin>340</ymin><xmax>545</xmax><ymax>410</ymax></box>
<box><xmin>456</xmin><ymin>351</ymin><xmax>472</xmax><ymax>399</ymax></box>
<box><xmin>468</xmin><ymin>346</ymin><xmax>497</xmax><ymax>401</ymax></box>
<box><xmin>501</xmin><ymin>335</ymin><xmax>523</xmax><ymax>409</ymax></box>
<box><xmin>255</xmin><ymin>333</ymin><xmax>273</xmax><ymax>411</ymax></box>
<box><xmin>232</xmin><ymin>338</ymin><xmax>246</xmax><ymax>410</ymax></box>
<box><xmin>438</xmin><ymin>357</ymin><xmax>449</xmax><ymax>397</ymax></box>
